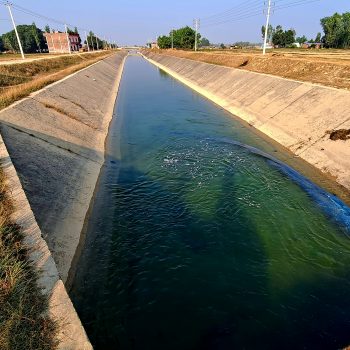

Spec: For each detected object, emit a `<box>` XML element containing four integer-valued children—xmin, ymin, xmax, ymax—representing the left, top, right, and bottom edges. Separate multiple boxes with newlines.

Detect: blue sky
<box><xmin>0</xmin><ymin>0</ymin><xmax>349</xmax><ymax>45</ymax></box>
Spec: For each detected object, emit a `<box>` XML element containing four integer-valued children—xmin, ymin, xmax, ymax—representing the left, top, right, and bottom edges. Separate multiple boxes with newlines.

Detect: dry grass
<box><xmin>147</xmin><ymin>49</ymin><xmax>350</xmax><ymax>90</ymax></box>
<box><xmin>0</xmin><ymin>52</ymin><xmax>113</xmax><ymax>111</ymax></box>
<box><xmin>0</xmin><ymin>167</ymin><xmax>57</xmax><ymax>350</ymax></box>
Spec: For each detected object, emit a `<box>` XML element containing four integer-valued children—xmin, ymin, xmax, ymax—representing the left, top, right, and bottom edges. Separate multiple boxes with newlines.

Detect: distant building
<box><xmin>147</xmin><ymin>42</ymin><xmax>159</xmax><ymax>49</ymax></box>
<box><xmin>302</xmin><ymin>42</ymin><xmax>324</xmax><ymax>49</ymax></box>
<box><xmin>260</xmin><ymin>43</ymin><xmax>273</xmax><ymax>50</ymax></box>
<box><xmin>44</xmin><ymin>32</ymin><xmax>81</xmax><ymax>53</ymax></box>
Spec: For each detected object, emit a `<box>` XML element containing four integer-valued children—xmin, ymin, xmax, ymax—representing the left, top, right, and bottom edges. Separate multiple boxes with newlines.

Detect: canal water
<box><xmin>70</xmin><ymin>55</ymin><xmax>350</xmax><ymax>350</ymax></box>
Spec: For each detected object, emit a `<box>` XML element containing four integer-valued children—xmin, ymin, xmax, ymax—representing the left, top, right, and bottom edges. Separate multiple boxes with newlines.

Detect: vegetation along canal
<box><xmin>70</xmin><ymin>55</ymin><xmax>350</xmax><ymax>350</ymax></box>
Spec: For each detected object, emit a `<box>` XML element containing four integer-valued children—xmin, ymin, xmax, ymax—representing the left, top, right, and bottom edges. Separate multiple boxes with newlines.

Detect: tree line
<box><xmin>0</xmin><ymin>23</ymin><xmax>47</xmax><ymax>53</ymax></box>
<box><xmin>157</xmin><ymin>26</ymin><xmax>206</xmax><ymax>49</ymax></box>
<box><xmin>262</xmin><ymin>11</ymin><xmax>350</xmax><ymax>48</ymax></box>
<box><xmin>0</xmin><ymin>23</ymin><xmax>114</xmax><ymax>53</ymax></box>
<box><xmin>321</xmin><ymin>12</ymin><xmax>350</xmax><ymax>48</ymax></box>
<box><xmin>157</xmin><ymin>11</ymin><xmax>350</xmax><ymax>51</ymax></box>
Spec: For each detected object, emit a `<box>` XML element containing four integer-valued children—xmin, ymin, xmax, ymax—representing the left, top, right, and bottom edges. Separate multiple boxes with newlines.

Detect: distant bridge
<box><xmin>119</xmin><ymin>46</ymin><xmax>143</xmax><ymax>50</ymax></box>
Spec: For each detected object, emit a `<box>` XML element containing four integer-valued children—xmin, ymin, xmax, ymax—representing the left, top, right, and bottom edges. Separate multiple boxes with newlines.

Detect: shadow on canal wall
<box><xmin>142</xmin><ymin>52</ymin><xmax>350</xmax><ymax>195</ymax></box>
<box><xmin>0</xmin><ymin>51</ymin><xmax>127</xmax><ymax>349</ymax></box>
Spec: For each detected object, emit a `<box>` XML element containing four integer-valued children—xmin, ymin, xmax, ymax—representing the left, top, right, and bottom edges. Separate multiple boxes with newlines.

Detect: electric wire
<box><xmin>201</xmin><ymin>0</ymin><xmax>322</xmax><ymax>28</ymax></box>
<box><xmin>0</xmin><ymin>1</ymin><xmax>110</xmax><ymax>42</ymax></box>
<box><xmin>201</xmin><ymin>0</ymin><xmax>320</xmax><ymax>25</ymax></box>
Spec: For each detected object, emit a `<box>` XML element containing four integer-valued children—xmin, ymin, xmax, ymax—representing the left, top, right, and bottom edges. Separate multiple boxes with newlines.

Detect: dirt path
<box><xmin>0</xmin><ymin>50</ymin><xmax>109</xmax><ymax>65</ymax></box>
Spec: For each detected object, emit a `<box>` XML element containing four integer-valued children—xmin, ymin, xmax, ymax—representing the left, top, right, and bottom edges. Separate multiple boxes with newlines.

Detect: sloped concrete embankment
<box><xmin>0</xmin><ymin>51</ymin><xmax>127</xmax><ymax>348</ymax></box>
<box><xmin>0</xmin><ymin>52</ymin><xmax>126</xmax><ymax>283</ymax></box>
<box><xmin>143</xmin><ymin>52</ymin><xmax>350</xmax><ymax>192</ymax></box>
<box><xmin>0</xmin><ymin>133</ymin><xmax>92</xmax><ymax>349</ymax></box>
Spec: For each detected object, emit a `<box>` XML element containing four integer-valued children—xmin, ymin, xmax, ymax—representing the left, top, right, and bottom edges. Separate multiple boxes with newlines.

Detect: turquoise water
<box><xmin>70</xmin><ymin>56</ymin><xmax>350</xmax><ymax>350</ymax></box>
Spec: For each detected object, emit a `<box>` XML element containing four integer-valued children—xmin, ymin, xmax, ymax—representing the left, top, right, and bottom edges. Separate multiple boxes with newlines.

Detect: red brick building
<box><xmin>44</xmin><ymin>32</ymin><xmax>81</xmax><ymax>53</ymax></box>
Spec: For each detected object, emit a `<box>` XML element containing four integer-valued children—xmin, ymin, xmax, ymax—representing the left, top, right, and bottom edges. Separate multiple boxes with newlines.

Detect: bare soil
<box><xmin>149</xmin><ymin>49</ymin><xmax>350</xmax><ymax>90</ymax></box>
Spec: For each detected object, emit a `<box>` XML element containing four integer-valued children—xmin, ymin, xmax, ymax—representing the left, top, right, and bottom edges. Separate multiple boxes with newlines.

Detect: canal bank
<box><xmin>71</xmin><ymin>55</ymin><xmax>350</xmax><ymax>350</ymax></box>
<box><xmin>0</xmin><ymin>51</ymin><xmax>127</xmax><ymax>349</ymax></box>
<box><xmin>142</xmin><ymin>51</ymin><xmax>350</xmax><ymax>197</ymax></box>
<box><xmin>0</xmin><ymin>51</ymin><xmax>127</xmax><ymax>283</ymax></box>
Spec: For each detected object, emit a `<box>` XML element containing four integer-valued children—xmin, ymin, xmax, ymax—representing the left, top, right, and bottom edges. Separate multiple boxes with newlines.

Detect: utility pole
<box><xmin>6</xmin><ymin>2</ymin><xmax>25</xmax><ymax>59</ymax></box>
<box><xmin>96</xmin><ymin>35</ymin><xmax>99</xmax><ymax>50</ymax></box>
<box><xmin>193</xmin><ymin>19</ymin><xmax>200</xmax><ymax>52</ymax></box>
<box><xmin>85</xmin><ymin>31</ymin><xmax>90</xmax><ymax>51</ymax></box>
<box><xmin>65</xmin><ymin>24</ymin><xmax>72</xmax><ymax>54</ymax></box>
<box><xmin>171</xmin><ymin>29</ymin><xmax>174</xmax><ymax>49</ymax></box>
<box><xmin>263</xmin><ymin>0</ymin><xmax>272</xmax><ymax>55</ymax></box>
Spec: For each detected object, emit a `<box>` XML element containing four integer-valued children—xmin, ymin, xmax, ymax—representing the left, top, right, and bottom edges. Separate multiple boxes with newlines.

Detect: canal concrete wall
<box><xmin>143</xmin><ymin>52</ymin><xmax>350</xmax><ymax>193</ymax></box>
<box><xmin>0</xmin><ymin>133</ymin><xmax>92</xmax><ymax>350</ymax></box>
<box><xmin>0</xmin><ymin>51</ymin><xmax>127</xmax><ymax>286</ymax></box>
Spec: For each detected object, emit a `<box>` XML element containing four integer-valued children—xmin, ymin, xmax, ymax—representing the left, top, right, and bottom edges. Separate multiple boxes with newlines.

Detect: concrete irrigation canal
<box><xmin>68</xmin><ymin>55</ymin><xmax>350</xmax><ymax>349</ymax></box>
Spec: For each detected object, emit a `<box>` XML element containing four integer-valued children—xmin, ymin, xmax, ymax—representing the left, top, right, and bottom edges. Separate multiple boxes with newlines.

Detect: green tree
<box><xmin>66</xmin><ymin>26</ymin><xmax>74</xmax><ymax>34</ymax></box>
<box><xmin>296</xmin><ymin>35</ymin><xmax>308</xmax><ymax>45</ymax></box>
<box><xmin>261</xmin><ymin>24</ymin><xmax>274</xmax><ymax>42</ymax></box>
<box><xmin>200</xmin><ymin>37</ymin><xmax>210</xmax><ymax>47</ymax></box>
<box><xmin>272</xmin><ymin>25</ymin><xmax>296</xmax><ymax>47</ymax></box>
<box><xmin>315</xmin><ymin>32</ymin><xmax>322</xmax><ymax>42</ymax></box>
<box><xmin>321</xmin><ymin>12</ymin><xmax>350</xmax><ymax>48</ymax></box>
<box><xmin>0</xmin><ymin>37</ymin><xmax>4</xmax><ymax>52</ymax></box>
<box><xmin>2</xmin><ymin>24</ymin><xmax>46</xmax><ymax>53</ymax></box>
<box><xmin>220</xmin><ymin>43</ymin><xmax>226</xmax><ymax>49</ymax></box>
<box><xmin>272</xmin><ymin>25</ymin><xmax>284</xmax><ymax>46</ymax></box>
<box><xmin>44</xmin><ymin>25</ymin><xmax>50</xmax><ymax>33</ymax></box>
<box><xmin>86</xmin><ymin>31</ymin><xmax>103</xmax><ymax>50</ymax></box>
<box><xmin>284</xmin><ymin>29</ymin><xmax>296</xmax><ymax>46</ymax></box>
<box><xmin>173</xmin><ymin>26</ymin><xmax>200</xmax><ymax>49</ymax></box>
<box><xmin>157</xmin><ymin>35</ymin><xmax>171</xmax><ymax>49</ymax></box>
<box><xmin>31</xmin><ymin>22</ymin><xmax>43</xmax><ymax>52</ymax></box>
<box><xmin>156</xmin><ymin>26</ymin><xmax>200</xmax><ymax>50</ymax></box>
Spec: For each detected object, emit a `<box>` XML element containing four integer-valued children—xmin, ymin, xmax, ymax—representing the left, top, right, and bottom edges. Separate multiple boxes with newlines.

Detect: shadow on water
<box><xmin>71</xmin><ymin>162</ymin><xmax>269</xmax><ymax>350</ymax></box>
<box><xmin>70</xmin><ymin>55</ymin><xmax>350</xmax><ymax>350</ymax></box>
<box><xmin>71</xmin><ymin>151</ymin><xmax>350</xmax><ymax>350</ymax></box>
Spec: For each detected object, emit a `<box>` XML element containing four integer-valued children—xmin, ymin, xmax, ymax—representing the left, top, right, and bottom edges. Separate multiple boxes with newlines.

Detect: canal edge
<box><xmin>141</xmin><ymin>53</ymin><xmax>350</xmax><ymax>201</ymax></box>
<box><xmin>0</xmin><ymin>132</ymin><xmax>92</xmax><ymax>350</ymax></box>
<box><xmin>65</xmin><ymin>53</ymin><xmax>128</xmax><ymax>290</ymax></box>
<box><xmin>0</xmin><ymin>52</ymin><xmax>127</xmax><ymax>350</ymax></box>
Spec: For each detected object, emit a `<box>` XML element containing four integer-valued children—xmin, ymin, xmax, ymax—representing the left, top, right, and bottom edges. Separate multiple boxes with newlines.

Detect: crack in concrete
<box><xmin>31</xmin><ymin>97</ymin><xmax>98</xmax><ymax>130</ymax></box>
<box><xmin>58</xmin><ymin>95</ymin><xmax>91</xmax><ymax>116</ymax></box>
<box><xmin>3</xmin><ymin>123</ymin><xmax>101</xmax><ymax>165</ymax></box>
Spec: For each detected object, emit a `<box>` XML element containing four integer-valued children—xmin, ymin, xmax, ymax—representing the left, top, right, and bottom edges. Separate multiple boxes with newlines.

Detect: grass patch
<box><xmin>0</xmin><ymin>74</ymin><xmax>29</xmax><ymax>87</ymax></box>
<box><xmin>0</xmin><ymin>167</ymin><xmax>57</xmax><ymax>350</ymax></box>
<box><xmin>0</xmin><ymin>52</ymin><xmax>113</xmax><ymax>111</ymax></box>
